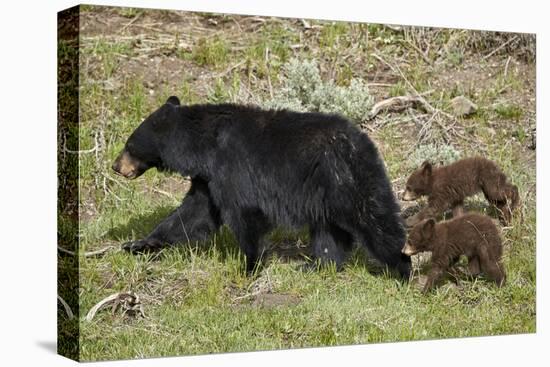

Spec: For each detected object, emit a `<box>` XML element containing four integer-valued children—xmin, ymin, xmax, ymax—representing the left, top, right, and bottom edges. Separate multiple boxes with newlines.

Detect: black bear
<box><xmin>113</xmin><ymin>96</ymin><xmax>410</xmax><ymax>277</ymax></box>
<box><xmin>402</xmin><ymin>213</ymin><xmax>506</xmax><ymax>293</ymax></box>
<box><xmin>402</xmin><ymin>157</ymin><xmax>519</xmax><ymax>226</ymax></box>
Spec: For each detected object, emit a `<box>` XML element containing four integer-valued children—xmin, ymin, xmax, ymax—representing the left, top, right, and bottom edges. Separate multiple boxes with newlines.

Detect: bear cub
<box><xmin>402</xmin><ymin>213</ymin><xmax>506</xmax><ymax>293</ymax></box>
<box><xmin>402</xmin><ymin>157</ymin><xmax>519</xmax><ymax>227</ymax></box>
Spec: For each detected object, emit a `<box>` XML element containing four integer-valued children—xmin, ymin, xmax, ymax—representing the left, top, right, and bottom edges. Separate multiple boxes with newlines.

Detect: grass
<box><xmin>65</xmin><ymin>6</ymin><xmax>537</xmax><ymax>362</ymax></box>
<box><xmin>192</xmin><ymin>36</ymin><xmax>230</xmax><ymax>68</ymax></box>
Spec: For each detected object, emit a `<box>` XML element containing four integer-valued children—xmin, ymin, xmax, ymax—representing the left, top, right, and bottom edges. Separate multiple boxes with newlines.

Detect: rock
<box><xmin>451</xmin><ymin>96</ymin><xmax>477</xmax><ymax>117</ymax></box>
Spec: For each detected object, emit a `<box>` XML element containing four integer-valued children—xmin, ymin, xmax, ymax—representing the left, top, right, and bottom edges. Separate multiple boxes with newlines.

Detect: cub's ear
<box><xmin>166</xmin><ymin>96</ymin><xmax>180</xmax><ymax>106</ymax></box>
<box><xmin>421</xmin><ymin>160</ymin><xmax>432</xmax><ymax>175</ymax></box>
<box><xmin>421</xmin><ymin>218</ymin><xmax>436</xmax><ymax>237</ymax></box>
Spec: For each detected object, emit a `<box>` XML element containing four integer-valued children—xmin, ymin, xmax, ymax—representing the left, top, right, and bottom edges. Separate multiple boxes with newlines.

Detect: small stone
<box><xmin>451</xmin><ymin>96</ymin><xmax>477</xmax><ymax>117</ymax></box>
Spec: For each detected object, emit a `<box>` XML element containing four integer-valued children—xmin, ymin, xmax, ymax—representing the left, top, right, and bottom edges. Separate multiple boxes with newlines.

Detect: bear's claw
<box><xmin>121</xmin><ymin>239</ymin><xmax>158</xmax><ymax>254</ymax></box>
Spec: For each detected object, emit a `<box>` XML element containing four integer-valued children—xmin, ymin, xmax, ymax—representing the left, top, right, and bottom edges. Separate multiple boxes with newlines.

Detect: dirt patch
<box><xmin>146</xmin><ymin>176</ymin><xmax>191</xmax><ymax>201</ymax></box>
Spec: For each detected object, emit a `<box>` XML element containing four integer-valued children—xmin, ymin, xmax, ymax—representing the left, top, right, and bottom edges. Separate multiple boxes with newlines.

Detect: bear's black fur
<box><xmin>113</xmin><ymin>96</ymin><xmax>410</xmax><ymax>278</ymax></box>
<box><xmin>119</xmin><ymin>177</ymin><xmax>221</xmax><ymax>253</ymax></box>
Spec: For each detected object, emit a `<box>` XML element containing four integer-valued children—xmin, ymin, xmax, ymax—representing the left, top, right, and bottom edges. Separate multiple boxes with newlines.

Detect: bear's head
<box><xmin>401</xmin><ymin>218</ymin><xmax>436</xmax><ymax>256</ymax></box>
<box><xmin>112</xmin><ymin>96</ymin><xmax>181</xmax><ymax>179</ymax></box>
<box><xmin>402</xmin><ymin>161</ymin><xmax>433</xmax><ymax>201</ymax></box>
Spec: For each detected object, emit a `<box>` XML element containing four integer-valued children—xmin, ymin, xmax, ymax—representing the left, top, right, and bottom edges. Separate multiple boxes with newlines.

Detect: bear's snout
<box><xmin>401</xmin><ymin>242</ymin><xmax>416</xmax><ymax>256</ymax></box>
<box><xmin>401</xmin><ymin>189</ymin><xmax>417</xmax><ymax>201</ymax></box>
<box><xmin>112</xmin><ymin>151</ymin><xmax>144</xmax><ymax>179</ymax></box>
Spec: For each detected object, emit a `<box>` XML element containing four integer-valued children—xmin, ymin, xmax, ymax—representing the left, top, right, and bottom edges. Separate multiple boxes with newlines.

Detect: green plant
<box><xmin>262</xmin><ymin>59</ymin><xmax>374</xmax><ymax>123</ymax></box>
<box><xmin>192</xmin><ymin>37</ymin><xmax>229</xmax><ymax>67</ymax></box>
<box><xmin>409</xmin><ymin>143</ymin><xmax>461</xmax><ymax>168</ymax></box>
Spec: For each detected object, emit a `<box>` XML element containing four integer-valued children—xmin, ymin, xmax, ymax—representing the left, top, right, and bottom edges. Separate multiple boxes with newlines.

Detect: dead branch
<box><xmin>369</xmin><ymin>95</ymin><xmax>425</xmax><ymax>119</ymax></box>
<box><xmin>504</xmin><ymin>56</ymin><xmax>513</xmax><ymax>78</ymax></box>
<box><xmin>401</xmin><ymin>39</ymin><xmax>433</xmax><ymax>66</ymax></box>
<box><xmin>211</xmin><ymin>59</ymin><xmax>247</xmax><ymax>79</ymax></box>
<box><xmin>57</xmin><ymin>295</ymin><xmax>74</xmax><ymax>320</ymax></box>
<box><xmin>118</xmin><ymin>12</ymin><xmax>143</xmax><ymax>33</ymax></box>
<box><xmin>85</xmin><ymin>292</ymin><xmax>144</xmax><ymax>322</ymax></box>
<box><xmin>57</xmin><ymin>245</ymin><xmax>114</xmax><ymax>257</ymax></box>
<box><xmin>482</xmin><ymin>36</ymin><xmax>519</xmax><ymax>60</ymax></box>
<box><xmin>151</xmin><ymin>187</ymin><xmax>177</xmax><ymax>199</ymax></box>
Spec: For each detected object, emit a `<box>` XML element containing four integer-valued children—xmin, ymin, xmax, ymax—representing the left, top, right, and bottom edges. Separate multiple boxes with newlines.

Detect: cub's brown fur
<box><xmin>402</xmin><ymin>157</ymin><xmax>519</xmax><ymax>226</ymax></box>
<box><xmin>402</xmin><ymin>213</ymin><xmax>506</xmax><ymax>293</ymax></box>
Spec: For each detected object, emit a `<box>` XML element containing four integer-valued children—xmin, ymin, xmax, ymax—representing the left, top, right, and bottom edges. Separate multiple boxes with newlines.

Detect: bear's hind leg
<box><xmin>227</xmin><ymin>208</ymin><xmax>272</xmax><ymax>275</ymax></box>
<box><xmin>482</xmin><ymin>178</ymin><xmax>517</xmax><ymax>225</ymax></box>
<box><xmin>306</xmin><ymin>224</ymin><xmax>352</xmax><ymax>271</ymax></box>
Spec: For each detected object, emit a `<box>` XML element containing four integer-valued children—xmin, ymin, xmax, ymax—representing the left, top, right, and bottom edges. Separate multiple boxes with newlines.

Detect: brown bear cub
<box><xmin>402</xmin><ymin>213</ymin><xmax>506</xmax><ymax>293</ymax></box>
<box><xmin>402</xmin><ymin>157</ymin><xmax>519</xmax><ymax>227</ymax></box>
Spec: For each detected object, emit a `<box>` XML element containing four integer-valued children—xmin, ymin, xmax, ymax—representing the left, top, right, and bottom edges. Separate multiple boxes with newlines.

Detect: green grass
<box><xmin>495</xmin><ymin>104</ymin><xmax>524</xmax><ymax>121</ymax></box>
<box><xmin>69</xmin><ymin>8</ymin><xmax>537</xmax><ymax>362</ymax></box>
<box><xmin>192</xmin><ymin>36</ymin><xmax>230</xmax><ymax>68</ymax></box>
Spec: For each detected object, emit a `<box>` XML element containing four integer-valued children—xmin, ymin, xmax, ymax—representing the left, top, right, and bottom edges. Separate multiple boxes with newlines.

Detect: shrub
<box><xmin>409</xmin><ymin>143</ymin><xmax>461</xmax><ymax>168</ymax></box>
<box><xmin>312</xmin><ymin>79</ymin><xmax>374</xmax><ymax>122</ymax></box>
<box><xmin>262</xmin><ymin>59</ymin><xmax>374</xmax><ymax>123</ymax></box>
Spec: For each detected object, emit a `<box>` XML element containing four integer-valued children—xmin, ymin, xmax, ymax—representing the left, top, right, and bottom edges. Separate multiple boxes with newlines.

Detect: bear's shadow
<box><xmin>110</xmin><ymin>204</ymin><xmax>472</xmax><ymax>277</ymax></box>
<box><xmin>106</xmin><ymin>209</ymin><xmax>389</xmax><ymax>274</ymax></box>
<box><xmin>107</xmin><ymin>205</ymin><xmax>176</xmax><ymax>241</ymax></box>
<box><xmin>106</xmin><ymin>206</ymin><xmax>313</xmax><ymax>264</ymax></box>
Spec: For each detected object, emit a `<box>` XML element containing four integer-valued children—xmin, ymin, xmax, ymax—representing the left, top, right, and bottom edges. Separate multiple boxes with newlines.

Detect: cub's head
<box><xmin>112</xmin><ymin>96</ymin><xmax>180</xmax><ymax>179</ymax></box>
<box><xmin>402</xmin><ymin>161</ymin><xmax>433</xmax><ymax>201</ymax></box>
<box><xmin>401</xmin><ymin>218</ymin><xmax>436</xmax><ymax>256</ymax></box>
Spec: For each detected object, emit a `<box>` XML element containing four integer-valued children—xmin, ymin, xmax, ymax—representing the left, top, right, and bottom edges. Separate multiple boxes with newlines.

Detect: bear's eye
<box><xmin>126</xmin><ymin>141</ymin><xmax>135</xmax><ymax>152</ymax></box>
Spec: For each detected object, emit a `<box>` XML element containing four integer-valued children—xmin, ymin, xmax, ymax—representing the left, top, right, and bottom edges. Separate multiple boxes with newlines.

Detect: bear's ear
<box><xmin>166</xmin><ymin>96</ymin><xmax>180</xmax><ymax>106</ymax></box>
<box><xmin>421</xmin><ymin>160</ymin><xmax>432</xmax><ymax>175</ymax></box>
<box><xmin>421</xmin><ymin>218</ymin><xmax>436</xmax><ymax>237</ymax></box>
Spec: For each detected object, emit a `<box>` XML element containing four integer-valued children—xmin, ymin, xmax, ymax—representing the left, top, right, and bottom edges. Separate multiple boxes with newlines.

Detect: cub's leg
<box><xmin>467</xmin><ymin>255</ymin><xmax>481</xmax><ymax>276</ymax></box>
<box><xmin>482</xmin><ymin>176</ymin><xmax>518</xmax><ymax>225</ymax></box>
<box><xmin>478</xmin><ymin>247</ymin><xmax>506</xmax><ymax>287</ymax></box>
<box><xmin>422</xmin><ymin>265</ymin><xmax>446</xmax><ymax>293</ymax></box>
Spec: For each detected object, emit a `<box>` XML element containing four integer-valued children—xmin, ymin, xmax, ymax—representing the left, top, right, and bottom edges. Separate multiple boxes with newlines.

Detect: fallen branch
<box><xmin>57</xmin><ymin>245</ymin><xmax>114</xmax><ymax>257</ymax></box>
<box><xmin>401</xmin><ymin>39</ymin><xmax>433</xmax><ymax>66</ymax></box>
<box><xmin>57</xmin><ymin>295</ymin><xmax>74</xmax><ymax>320</ymax></box>
<box><xmin>483</xmin><ymin>36</ymin><xmax>519</xmax><ymax>60</ymax></box>
<box><xmin>504</xmin><ymin>56</ymin><xmax>513</xmax><ymax>78</ymax></box>
<box><xmin>211</xmin><ymin>59</ymin><xmax>246</xmax><ymax>79</ymax></box>
<box><xmin>85</xmin><ymin>292</ymin><xmax>144</xmax><ymax>322</ymax></box>
<box><xmin>369</xmin><ymin>95</ymin><xmax>425</xmax><ymax>119</ymax></box>
<box><xmin>118</xmin><ymin>12</ymin><xmax>143</xmax><ymax>34</ymax></box>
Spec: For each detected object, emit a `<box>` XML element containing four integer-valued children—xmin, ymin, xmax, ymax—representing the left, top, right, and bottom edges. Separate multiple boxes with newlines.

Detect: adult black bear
<box><xmin>113</xmin><ymin>96</ymin><xmax>410</xmax><ymax>278</ymax></box>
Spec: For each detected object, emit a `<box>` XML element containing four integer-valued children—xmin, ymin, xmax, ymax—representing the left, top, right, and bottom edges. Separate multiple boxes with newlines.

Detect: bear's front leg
<box><xmin>122</xmin><ymin>177</ymin><xmax>221</xmax><ymax>254</ymax></box>
<box><xmin>422</xmin><ymin>265</ymin><xmax>445</xmax><ymax>293</ymax></box>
